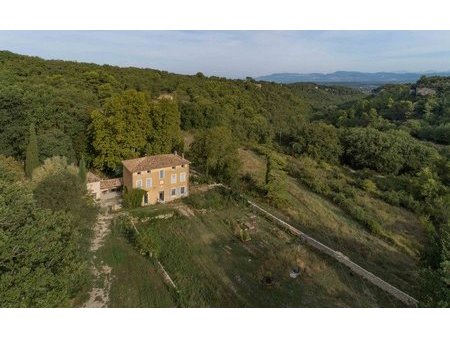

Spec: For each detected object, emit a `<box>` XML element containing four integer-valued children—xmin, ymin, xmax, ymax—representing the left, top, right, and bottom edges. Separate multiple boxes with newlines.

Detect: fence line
<box><xmin>202</xmin><ymin>181</ymin><xmax>418</xmax><ymax>306</ymax></box>
<box><xmin>246</xmin><ymin>199</ymin><xmax>418</xmax><ymax>307</ymax></box>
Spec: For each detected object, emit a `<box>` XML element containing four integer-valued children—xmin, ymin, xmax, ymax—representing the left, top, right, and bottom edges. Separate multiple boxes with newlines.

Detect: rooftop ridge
<box><xmin>122</xmin><ymin>153</ymin><xmax>190</xmax><ymax>173</ymax></box>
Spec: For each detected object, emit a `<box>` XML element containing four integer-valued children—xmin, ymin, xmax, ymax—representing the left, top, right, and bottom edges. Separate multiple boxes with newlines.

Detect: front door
<box><xmin>159</xmin><ymin>191</ymin><xmax>164</xmax><ymax>202</ymax></box>
<box><xmin>143</xmin><ymin>192</ymin><xmax>148</xmax><ymax>205</ymax></box>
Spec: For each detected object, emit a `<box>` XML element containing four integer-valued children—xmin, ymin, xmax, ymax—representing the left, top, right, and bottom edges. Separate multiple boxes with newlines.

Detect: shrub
<box><xmin>114</xmin><ymin>214</ymin><xmax>136</xmax><ymax>241</ymax></box>
<box><xmin>122</xmin><ymin>188</ymin><xmax>146</xmax><ymax>209</ymax></box>
<box><xmin>361</xmin><ymin>179</ymin><xmax>378</xmax><ymax>194</ymax></box>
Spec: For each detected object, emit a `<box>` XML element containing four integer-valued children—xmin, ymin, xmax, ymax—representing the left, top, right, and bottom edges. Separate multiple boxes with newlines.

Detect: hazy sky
<box><xmin>1</xmin><ymin>31</ymin><xmax>450</xmax><ymax>78</ymax></box>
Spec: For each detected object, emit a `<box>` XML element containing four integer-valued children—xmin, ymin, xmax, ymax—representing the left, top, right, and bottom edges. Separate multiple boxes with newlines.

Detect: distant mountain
<box><xmin>255</xmin><ymin>71</ymin><xmax>450</xmax><ymax>85</ymax></box>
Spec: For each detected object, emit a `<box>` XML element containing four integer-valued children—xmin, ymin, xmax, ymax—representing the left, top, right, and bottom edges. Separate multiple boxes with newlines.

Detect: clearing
<box><xmin>103</xmin><ymin>188</ymin><xmax>403</xmax><ymax>307</ymax></box>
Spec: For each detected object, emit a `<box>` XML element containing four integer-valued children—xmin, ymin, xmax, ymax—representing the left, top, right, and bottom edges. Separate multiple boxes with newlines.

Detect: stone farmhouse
<box><xmin>87</xmin><ymin>152</ymin><xmax>190</xmax><ymax>206</ymax></box>
<box><xmin>122</xmin><ymin>152</ymin><xmax>190</xmax><ymax>205</ymax></box>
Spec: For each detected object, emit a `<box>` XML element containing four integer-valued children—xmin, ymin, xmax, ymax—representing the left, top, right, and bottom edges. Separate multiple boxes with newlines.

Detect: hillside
<box><xmin>1</xmin><ymin>51</ymin><xmax>449</xmax><ymax>308</ymax></box>
<box><xmin>0</xmin><ymin>50</ymin><xmax>361</xmax><ymax>167</ymax></box>
<box><xmin>322</xmin><ymin>78</ymin><xmax>450</xmax><ymax>145</ymax></box>
<box><xmin>98</xmin><ymin>187</ymin><xmax>404</xmax><ymax>307</ymax></box>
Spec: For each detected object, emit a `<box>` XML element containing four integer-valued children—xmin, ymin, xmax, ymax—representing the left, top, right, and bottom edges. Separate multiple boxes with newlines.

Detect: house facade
<box><xmin>122</xmin><ymin>153</ymin><xmax>190</xmax><ymax>205</ymax></box>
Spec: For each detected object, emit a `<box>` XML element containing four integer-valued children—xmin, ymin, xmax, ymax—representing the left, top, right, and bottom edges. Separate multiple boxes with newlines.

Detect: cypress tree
<box><xmin>78</xmin><ymin>155</ymin><xmax>87</xmax><ymax>184</ymax></box>
<box><xmin>25</xmin><ymin>123</ymin><xmax>39</xmax><ymax>178</ymax></box>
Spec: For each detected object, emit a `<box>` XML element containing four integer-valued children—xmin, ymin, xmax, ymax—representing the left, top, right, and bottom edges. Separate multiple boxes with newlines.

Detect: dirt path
<box><xmin>83</xmin><ymin>208</ymin><xmax>115</xmax><ymax>308</ymax></box>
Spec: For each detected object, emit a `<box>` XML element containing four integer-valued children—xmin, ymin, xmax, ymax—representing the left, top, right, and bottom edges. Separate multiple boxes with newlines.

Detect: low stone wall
<box><xmin>247</xmin><ymin>200</ymin><xmax>418</xmax><ymax>307</ymax></box>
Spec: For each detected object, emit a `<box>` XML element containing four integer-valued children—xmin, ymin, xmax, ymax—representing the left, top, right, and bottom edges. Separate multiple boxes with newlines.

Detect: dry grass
<box><xmin>238</xmin><ymin>147</ymin><xmax>267</xmax><ymax>187</ymax></box>
<box><xmin>237</xmin><ymin>148</ymin><xmax>424</xmax><ymax>297</ymax></box>
<box><xmin>123</xmin><ymin>190</ymin><xmax>403</xmax><ymax>307</ymax></box>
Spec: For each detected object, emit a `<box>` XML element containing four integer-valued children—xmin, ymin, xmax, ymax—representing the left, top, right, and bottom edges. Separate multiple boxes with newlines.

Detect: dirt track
<box><xmin>83</xmin><ymin>196</ymin><xmax>120</xmax><ymax>308</ymax></box>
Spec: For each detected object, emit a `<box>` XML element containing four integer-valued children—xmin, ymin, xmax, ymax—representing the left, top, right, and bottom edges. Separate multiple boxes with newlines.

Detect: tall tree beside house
<box><xmin>146</xmin><ymin>98</ymin><xmax>183</xmax><ymax>155</ymax></box>
<box><xmin>25</xmin><ymin>123</ymin><xmax>39</xmax><ymax>178</ymax></box>
<box><xmin>90</xmin><ymin>90</ymin><xmax>153</xmax><ymax>173</ymax></box>
<box><xmin>190</xmin><ymin>126</ymin><xmax>241</xmax><ymax>185</ymax></box>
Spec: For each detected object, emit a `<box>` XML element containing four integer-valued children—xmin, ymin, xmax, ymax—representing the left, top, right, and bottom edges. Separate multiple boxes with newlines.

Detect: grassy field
<box><xmin>237</xmin><ymin>147</ymin><xmax>425</xmax><ymax>297</ymax></box>
<box><xmin>95</xmin><ymin>224</ymin><xmax>176</xmax><ymax>307</ymax></box>
<box><xmin>109</xmin><ymin>188</ymin><xmax>403</xmax><ymax>307</ymax></box>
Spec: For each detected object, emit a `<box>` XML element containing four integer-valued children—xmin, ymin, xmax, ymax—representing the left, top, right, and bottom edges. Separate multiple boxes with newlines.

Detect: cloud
<box><xmin>0</xmin><ymin>31</ymin><xmax>449</xmax><ymax>77</ymax></box>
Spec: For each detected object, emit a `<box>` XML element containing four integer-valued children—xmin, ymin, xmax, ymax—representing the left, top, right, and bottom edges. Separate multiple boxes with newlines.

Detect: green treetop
<box><xmin>25</xmin><ymin>123</ymin><xmax>39</xmax><ymax>178</ymax></box>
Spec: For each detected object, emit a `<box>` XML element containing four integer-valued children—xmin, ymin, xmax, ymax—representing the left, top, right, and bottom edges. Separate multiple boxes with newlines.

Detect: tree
<box><xmin>78</xmin><ymin>155</ymin><xmax>87</xmax><ymax>185</ymax></box>
<box><xmin>31</xmin><ymin>156</ymin><xmax>78</xmax><ymax>186</ymax></box>
<box><xmin>387</xmin><ymin>100</ymin><xmax>414</xmax><ymax>120</ymax></box>
<box><xmin>189</xmin><ymin>126</ymin><xmax>241</xmax><ymax>185</ymax></box>
<box><xmin>341</xmin><ymin>127</ymin><xmax>438</xmax><ymax>175</ymax></box>
<box><xmin>290</xmin><ymin>122</ymin><xmax>342</xmax><ymax>164</ymax></box>
<box><xmin>146</xmin><ymin>98</ymin><xmax>183</xmax><ymax>155</ymax></box>
<box><xmin>0</xmin><ymin>155</ymin><xmax>24</xmax><ymax>182</ymax></box>
<box><xmin>90</xmin><ymin>90</ymin><xmax>152</xmax><ymax>173</ymax></box>
<box><xmin>25</xmin><ymin>123</ymin><xmax>39</xmax><ymax>178</ymax></box>
<box><xmin>34</xmin><ymin>170</ymin><xmax>87</xmax><ymax>213</ymax></box>
<box><xmin>0</xmin><ymin>159</ymin><xmax>95</xmax><ymax>307</ymax></box>
<box><xmin>38</xmin><ymin>128</ymin><xmax>76</xmax><ymax>163</ymax></box>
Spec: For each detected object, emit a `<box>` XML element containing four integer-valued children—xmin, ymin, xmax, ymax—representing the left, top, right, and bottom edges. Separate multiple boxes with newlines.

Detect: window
<box><xmin>181</xmin><ymin>164</ymin><xmax>185</xmax><ymax>168</ymax></box>
<box><xmin>137</xmin><ymin>171</ymin><xmax>141</xmax><ymax>175</ymax></box>
<box><xmin>180</xmin><ymin>186</ymin><xmax>185</xmax><ymax>195</ymax></box>
<box><xmin>172</xmin><ymin>166</ymin><xmax>176</xmax><ymax>170</ymax></box>
<box><xmin>180</xmin><ymin>172</ymin><xmax>186</xmax><ymax>182</ymax></box>
<box><xmin>159</xmin><ymin>170</ymin><xmax>165</xmax><ymax>179</ymax></box>
<box><xmin>171</xmin><ymin>188</ymin><xmax>176</xmax><ymax>197</ymax></box>
<box><xmin>146</xmin><ymin>178</ymin><xmax>152</xmax><ymax>188</ymax></box>
<box><xmin>136</xmin><ymin>179</ymin><xmax>142</xmax><ymax>188</ymax></box>
<box><xmin>147</xmin><ymin>170</ymin><xmax>151</xmax><ymax>174</ymax></box>
<box><xmin>171</xmin><ymin>174</ymin><xmax>177</xmax><ymax>184</ymax></box>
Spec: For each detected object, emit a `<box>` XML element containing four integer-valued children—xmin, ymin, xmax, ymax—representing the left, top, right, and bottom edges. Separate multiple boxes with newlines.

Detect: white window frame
<box><xmin>136</xmin><ymin>179</ymin><xmax>142</xmax><ymax>189</ymax></box>
<box><xmin>146</xmin><ymin>178</ymin><xmax>153</xmax><ymax>188</ymax></box>
<box><xmin>180</xmin><ymin>172</ymin><xmax>186</xmax><ymax>182</ymax></box>
<box><xmin>159</xmin><ymin>169</ymin><xmax>165</xmax><ymax>179</ymax></box>
<box><xmin>171</xmin><ymin>174</ymin><xmax>177</xmax><ymax>184</ymax></box>
<box><xmin>180</xmin><ymin>186</ymin><xmax>186</xmax><ymax>195</ymax></box>
<box><xmin>171</xmin><ymin>188</ymin><xmax>176</xmax><ymax>197</ymax></box>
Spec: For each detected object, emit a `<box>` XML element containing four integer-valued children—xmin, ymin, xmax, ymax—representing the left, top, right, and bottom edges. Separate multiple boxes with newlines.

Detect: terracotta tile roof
<box><xmin>100</xmin><ymin>178</ymin><xmax>123</xmax><ymax>190</ymax></box>
<box><xmin>87</xmin><ymin>172</ymin><xmax>101</xmax><ymax>183</ymax></box>
<box><xmin>122</xmin><ymin>154</ymin><xmax>190</xmax><ymax>173</ymax></box>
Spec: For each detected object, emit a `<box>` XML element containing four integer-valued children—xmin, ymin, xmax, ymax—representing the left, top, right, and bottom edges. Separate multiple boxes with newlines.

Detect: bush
<box><xmin>265</xmin><ymin>152</ymin><xmax>289</xmax><ymax>207</ymax></box>
<box><xmin>361</xmin><ymin>179</ymin><xmax>378</xmax><ymax>194</ymax></box>
<box><xmin>184</xmin><ymin>187</ymin><xmax>234</xmax><ymax>210</ymax></box>
<box><xmin>122</xmin><ymin>188</ymin><xmax>146</xmax><ymax>209</ymax></box>
<box><xmin>114</xmin><ymin>214</ymin><xmax>136</xmax><ymax>241</ymax></box>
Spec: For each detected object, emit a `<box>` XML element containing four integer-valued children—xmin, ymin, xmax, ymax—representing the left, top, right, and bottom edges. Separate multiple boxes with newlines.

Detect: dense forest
<box><xmin>0</xmin><ymin>51</ymin><xmax>448</xmax><ymax>307</ymax></box>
